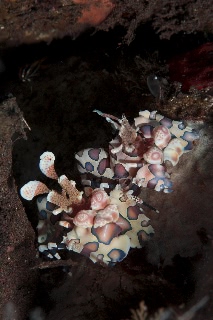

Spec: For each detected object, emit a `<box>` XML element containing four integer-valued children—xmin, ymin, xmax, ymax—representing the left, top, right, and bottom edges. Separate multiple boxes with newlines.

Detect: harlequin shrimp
<box><xmin>75</xmin><ymin>109</ymin><xmax>199</xmax><ymax>195</ymax></box>
<box><xmin>20</xmin><ymin>151</ymin><xmax>154</xmax><ymax>265</ymax></box>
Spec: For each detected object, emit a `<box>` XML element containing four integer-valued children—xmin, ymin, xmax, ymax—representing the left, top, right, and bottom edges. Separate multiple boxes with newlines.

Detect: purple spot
<box><xmin>147</xmin><ymin>177</ymin><xmax>166</xmax><ymax>191</ymax></box>
<box><xmin>183</xmin><ymin>132</ymin><xmax>195</xmax><ymax>141</ymax></box>
<box><xmin>138</xmin><ymin>230</ymin><xmax>154</xmax><ymax>246</ymax></box>
<box><xmin>88</xmin><ymin>148</ymin><xmax>101</xmax><ymax>161</ymax></box>
<box><xmin>116</xmin><ymin>214</ymin><xmax>132</xmax><ymax>234</ymax></box>
<box><xmin>181</xmin><ymin>131</ymin><xmax>200</xmax><ymax>142</ymax></box>
<box><xmin>140</xmin><ymin>125</ymin><xmax>153</xmax><ymax>138</ymax></box>
<box><xmin>97</xmin><ymin>158</ymin><xmax>110</xmax><ymax>175</ymax></box>
<box><xmin>81</xmin><ymin>242</ymin><xmax>99</xmax><ymax>257</ymax></box>
<box><xmin>92</xmin><ymin>223</ymin><xmax>122</xmax><ymax>245</ymax></box>
<box><xmin>181</xmin><ymin>131</ymin><xmax>199</xmax><ymax>151</ymax></box>
<box><xmin>149</xmin><ymin>164</ymin><xmax>165</xmax><ymax>178</ymax></box>
<box><xmin>147</xmin><ymin>178</ymin><xmax>157</xmax><ymax>189</ymax></box>
<box><xmin>184</xmin><ymin>142</ymin><xmax>193</xmax><ymax>151</ymax></box>
<box><xmin>85</xmin><ymin>162</ymin><xmax>94</xmax><ymax>172</ymax></box>
<box><xmin>113</xmin><ymin>164</ymin><xmax>129</xmax><ymax>179</ymax></box>
<box><xmin>108</xmin><ymin>248</ymin><xmax>127</xmax><ymax>262</ymax></box>
<box><xmin>160</xmin><ymin>117</ymin><xmax>173</xmax><ymax>128</ymax></box>
<box><xmin>141</xmin><ymin>220</ymin><xmax>150</xmax><ymax>227</ymax></box>
<box><xmin>127</xmin><ymin>205</ymin><xmax>141</xmax><ymax>220</ymax></box>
